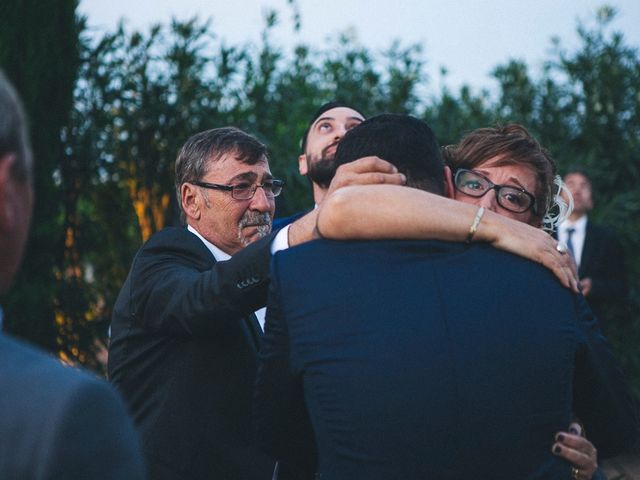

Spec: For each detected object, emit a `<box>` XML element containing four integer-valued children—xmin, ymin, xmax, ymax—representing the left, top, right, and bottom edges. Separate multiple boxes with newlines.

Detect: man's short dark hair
<box><xmin>564</xmin><ymin>166</ymin><xmax>592</xmax><ymax>184</ymax></box>
<box><xmin>175</xmin><ymin>127</ymin><xmax>268</xmax><ymax>206</ymax></box>
<box><xmin>0</xmin><ymin>71</ymin><xmax>32</xmax><ymax>182</ymax></box>
<box><xmin>300</xmin><ymin>101</ymin><xmax>366</xmax><ymax>154</ymax></box>
<box><xmin>334</xmin><ymin>114</ymin><xmax>444</xmax><ymax>194</ymax></box>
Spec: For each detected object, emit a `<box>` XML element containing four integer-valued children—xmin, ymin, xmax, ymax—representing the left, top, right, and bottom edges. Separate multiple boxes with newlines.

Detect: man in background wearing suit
<box><xmin>0</xmin><ymin>71</ymin><xmax>145</xmax><ymax>478</ymax></box>
<box><xmin>254</xmin><ymin>114</ymin><xmax>637</xmax><ymax>479</ymax></box>
<box><xmin>558</xmin><ymin>168</ymin><xmax>629</xmax><ymax>328</ymax></box>
<box><xmin>108</xmin><ymin>126</ymin><xmax>405</xmax><ymax>479</ymax></box>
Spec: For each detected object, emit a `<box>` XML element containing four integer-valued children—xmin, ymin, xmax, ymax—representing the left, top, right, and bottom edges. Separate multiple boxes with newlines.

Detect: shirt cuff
<box><xmin>271</xmin><ymin>224</ymin><xmax>291</xmax><ymax>254</ymax></box>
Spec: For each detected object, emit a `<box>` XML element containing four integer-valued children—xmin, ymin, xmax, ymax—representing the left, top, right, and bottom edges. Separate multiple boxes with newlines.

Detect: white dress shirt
<box><xmin>558</xmin><ymin>215</ymin><xmax>588</xmax><ymax>268</ymax></box>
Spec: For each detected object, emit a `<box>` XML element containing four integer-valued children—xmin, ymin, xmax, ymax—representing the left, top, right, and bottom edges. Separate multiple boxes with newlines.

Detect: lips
<box><xmin>323</xmin><ymin>142</ymin><xmax>339</xmax><ymax>157</ymax></box>
<box><xmin>242</xmin><ymin>223</ymin><xmax>269</xmax><ymax>228</ymax></box>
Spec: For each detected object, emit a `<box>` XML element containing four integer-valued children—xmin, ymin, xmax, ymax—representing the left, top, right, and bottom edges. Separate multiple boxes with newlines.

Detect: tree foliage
<box><xmin>1</xmin><ymin>4</ymin><xmax>639</xmax><ymax>390</ymax></box>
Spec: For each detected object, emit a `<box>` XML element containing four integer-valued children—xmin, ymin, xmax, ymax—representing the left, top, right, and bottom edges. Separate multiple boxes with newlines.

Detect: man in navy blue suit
<box><xmin>254</xmin><ymin>114</ymin><xmax>638</xmax><ymax>479</ymax></box>
<box><xmin>0</xmin><ymin>72</ymin><xmax>145</xmax><ymax>478</ymax></box>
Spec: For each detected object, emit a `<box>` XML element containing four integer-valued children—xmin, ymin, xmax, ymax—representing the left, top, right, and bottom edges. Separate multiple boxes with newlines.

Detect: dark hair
<box><xmin>175</xmin><ymin>127</ymin><xmax>268</xmax><ymax>208</ymax></box>
<box><xmin>563</xmin><ymin>166</ymin><xmax>592</xmax><ymax>185</ymax></box>
<box><xmin>300</xmin><ymin>101</ymin><xmax>366</xmax><ymax>153</ymax></box>
<box><xmin>443</xmin><ymin>124</ymin><xmax>556</xmax><ymax>217</ymax></box>
<box><xmin>0</xmin><ymin>71</ymin><xmax>32</xmax><ymax>182</ymax></box>
<box><xmin>334</xmin><ymin>114</ymin><xmax>444</xmax><ymax>194</ymax></box>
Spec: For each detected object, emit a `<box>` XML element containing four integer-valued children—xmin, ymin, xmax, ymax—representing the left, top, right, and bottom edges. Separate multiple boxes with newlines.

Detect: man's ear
<box><xmin>181</xmin><ymin>183</ymin><xmax>201</xmax><ymax>221</ymax></box>
<box><xmin>298</xmin><ymin>154</ymin><xmax>308</xmax><ymax>176</ymax></box>
<box><xmin>443</xmin><ymin>166</ymin><xmax>455</xmax><ymax>199</ymax></box>
<box><xmin>0</xmin><ymin>154</ymin><xmax>17</xmax><ymax>231</ymax></box>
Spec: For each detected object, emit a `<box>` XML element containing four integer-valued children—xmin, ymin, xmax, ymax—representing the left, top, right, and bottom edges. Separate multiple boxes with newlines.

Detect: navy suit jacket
<box><xmin>254</xmin><ymin>239</ymin><xmax>637</xmax><ymax>480</ymax></box>
<box><xmin>109</xmin><ymin>227</ymin><xmax>276</xmax><ymax>479</ymax></box>
<box><xmin>273</xmin><ymin>210</ymin><xmax>308</xmax><ymax>230</ymax></box>
<box><xmin>0</xmin><ymin>333</ymin><xmax>145</xmax><ymax>479</ymax></box>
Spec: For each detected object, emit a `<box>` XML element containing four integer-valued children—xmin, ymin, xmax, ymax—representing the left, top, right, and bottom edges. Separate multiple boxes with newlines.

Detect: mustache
<box><xmin>322</xmin><ymin>141</ymin><xmax>340</xmax><ymax>158</ymax></box>
<box><xmin>238</xmin><ymin>211</ymin><xmax>272</xmax><ymax>229</ymax></box>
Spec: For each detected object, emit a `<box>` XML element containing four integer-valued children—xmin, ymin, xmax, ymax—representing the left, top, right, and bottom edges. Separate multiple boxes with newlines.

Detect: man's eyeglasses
<box><xmin>454</xmin><ymin>169</ymin><xmax>537</xmax><ymax>214</ymax></box>
<box><xmin>190</xmin><ymin>179</ymin><xmax>284</xmax><ymax>200</ymax></box>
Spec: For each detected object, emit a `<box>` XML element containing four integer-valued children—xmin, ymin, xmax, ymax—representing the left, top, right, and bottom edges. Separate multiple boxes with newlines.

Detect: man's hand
<box><xmin>326</xmin><ymin>156</ymin><xmax>406</xmax><ymax>196</ymax></box>
<box><xmin>288</xmin><ymin>157</ymin><xmax>405</xmax><ymax>247</ymax></box>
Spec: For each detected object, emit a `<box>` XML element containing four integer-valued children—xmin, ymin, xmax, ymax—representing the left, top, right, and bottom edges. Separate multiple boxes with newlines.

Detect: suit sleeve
<box><xmin>126</xmin><ymin>230</ymin><xmax>276</xmax><ymax>336</ymax></box>
<box><xmin>572</xmin><ymin>294</ymin><xmax>638</xmax><ymax>457</ymax></box>
<box><xmin>254</xmin><ymin>254</ymin><xmax>317</xmax><ymax>479</ymax></box>
<box><xmin>43</xmin><ymin>378</ymin><xmax>146</xmax><ymax>479</ymax></box>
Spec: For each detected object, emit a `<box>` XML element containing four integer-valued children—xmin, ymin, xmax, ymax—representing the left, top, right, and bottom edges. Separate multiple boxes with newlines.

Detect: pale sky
<box><xmin>79</xmin><ymin>0</ymin><xmax>640</xmax><ymax>93</ymax></box>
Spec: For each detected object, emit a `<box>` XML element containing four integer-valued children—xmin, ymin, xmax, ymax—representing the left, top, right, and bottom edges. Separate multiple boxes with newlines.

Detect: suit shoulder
<box><xmin>273</xmin><ymin>210</ymin><xmax>308</xmax><ymax>229</ymax></box>
<box><xmin>137</xmin><ymin>226</ymin><xmax>213</xmax><ymax>267</ymax></box>
<box><xmin>0</xmin><ymin>334</ymin><xmax>114</xmax><ymax>397</ymax></box>
<box><xmin>587</xmin><ymin>221</ymin><xmax>619</xmax><ymax>240</ymax></box>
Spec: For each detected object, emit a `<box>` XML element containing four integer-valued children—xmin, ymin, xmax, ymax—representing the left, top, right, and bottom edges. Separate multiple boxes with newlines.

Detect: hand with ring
<box><xmin>552</xmin><ymin>422</ymin><xmax>598</xmax><ymax>479</ymax></box>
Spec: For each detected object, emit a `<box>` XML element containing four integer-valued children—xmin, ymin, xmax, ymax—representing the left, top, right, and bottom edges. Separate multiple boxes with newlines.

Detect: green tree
<box><xmin>0</xmin><ymin>0</ymin><xmax>80</xmax><ymax>354</ymax></box>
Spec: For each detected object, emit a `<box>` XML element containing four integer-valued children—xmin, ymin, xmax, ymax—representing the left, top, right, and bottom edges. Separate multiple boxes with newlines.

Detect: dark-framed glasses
<box><xmin>190</xmin><ymin>179</ymin><xmax>284</xmax><ymax>200</ymax></box>
<box><xmin>454</xmin><ymin>169</ymin><xmax>537</xmax><ymax>214</ymax></box>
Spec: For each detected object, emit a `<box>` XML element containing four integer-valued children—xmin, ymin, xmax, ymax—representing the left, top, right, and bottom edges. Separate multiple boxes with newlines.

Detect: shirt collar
<box><xmin>562</xmin><ymin>214</ymin><xmax>588</xmax><ymax>232</ymax></box>
<box><xmin>187</xmin><ymin>225</ymin><xmax>231</xmax><ymax>262</ymax></box>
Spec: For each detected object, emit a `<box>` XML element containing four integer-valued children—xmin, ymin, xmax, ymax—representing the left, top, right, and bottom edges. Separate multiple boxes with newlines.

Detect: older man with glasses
<box><xmin>109</xmin><ymin>127</ymin><xmax>292</xmax><ymax>480</ymax></box>
<box><xmin>108</xmin><ymin>126</ymin><xmax>404</xmax><ymax>480</ymax></box>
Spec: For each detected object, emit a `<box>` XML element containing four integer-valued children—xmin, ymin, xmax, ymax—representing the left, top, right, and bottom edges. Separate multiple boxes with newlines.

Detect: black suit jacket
<box><xmin>579</xmin><ymin>221</ymin><xmax>629</xmax><ymax>322</ymax></box>
<box><xmin>109</xmin><ymin>227</ymin><xmax>276</xmax><ymax>479</ymax></box>
<box><xmin>255</xmin><ymin>239</ymin><xmax>637</xmax><ymax>479</ymax></box>
<box><xmin>0</xmin><ymin>333</ymin><xmax>145</xmax><ymax>479</ymax></box>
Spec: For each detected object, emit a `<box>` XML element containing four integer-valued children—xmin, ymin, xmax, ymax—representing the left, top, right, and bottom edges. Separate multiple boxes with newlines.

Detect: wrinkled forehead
<box><xmin>564</xmin><ymin>172</ymin><xmax>590</xmax><ymax>187</ymax></box>
<box><xmin>205</xmin><ymin>152</ymin><xmax>271</xmax><ymax>180</ymax></box>
<box><xmin>310</xmin><ymin>107</ymin><xmax>365</xmax><ymax>128</ymax></box>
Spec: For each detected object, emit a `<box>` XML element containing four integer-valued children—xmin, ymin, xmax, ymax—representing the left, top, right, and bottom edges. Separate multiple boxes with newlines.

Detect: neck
<box><xmin>313</xmin><ymin>184</ymin><xmax>328</xmax><ymax>205</ymax></box>
<box><xmin>567</xmin><ymin>212</ymin><xmax>586</xmax><ymax>223</ymax></box>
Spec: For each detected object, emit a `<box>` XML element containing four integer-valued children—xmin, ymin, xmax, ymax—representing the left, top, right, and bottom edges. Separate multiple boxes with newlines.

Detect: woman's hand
<box><xmin>551</xmin><ymin>423</ymin><xmax>598</xmax><ymax>479</ymax></box>
<box><xmin>479</xmin><ymin>211</ymin><xmax>579</xmax><ymax>292</ymax></box>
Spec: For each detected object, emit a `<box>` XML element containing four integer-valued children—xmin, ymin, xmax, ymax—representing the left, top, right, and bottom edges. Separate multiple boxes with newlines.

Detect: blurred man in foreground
<box><xmin>0</xmin><ymin>71</ymin><xmax>145</xmax><ymax>479</ymax></box>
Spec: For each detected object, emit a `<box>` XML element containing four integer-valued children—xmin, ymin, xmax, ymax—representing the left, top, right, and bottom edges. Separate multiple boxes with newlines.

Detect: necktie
<box><xmin>566</xmin><ymin>228</ymin><xmax>576</xmax><ymax>259</ymax></box>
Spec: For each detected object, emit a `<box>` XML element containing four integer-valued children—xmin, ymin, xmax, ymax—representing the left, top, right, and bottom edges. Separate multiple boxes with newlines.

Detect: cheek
<box><xmin>503</xmin><ymin>210</ymin><xmax>533</xmax><ymax>224</ymax></box>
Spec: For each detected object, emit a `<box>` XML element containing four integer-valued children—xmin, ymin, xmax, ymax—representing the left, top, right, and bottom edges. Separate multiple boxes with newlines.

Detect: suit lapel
<box><xmin>244</xmin><ymin>313</ymin><xmax>263</xmax><ymax>351</ymax></box>
<box><xmin>579</xmin><ymin>222</ymin><xmax>594</xmax><ymax>277</ymax></box>
<box><xmin>205</xmin><ymin>244</ymin><xmax>263</xmax><ymax>352</ymax></box>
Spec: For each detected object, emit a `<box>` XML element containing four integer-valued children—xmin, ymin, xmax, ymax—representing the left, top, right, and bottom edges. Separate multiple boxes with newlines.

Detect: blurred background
<box><xmin>1</xmin><ymin>1</ymin><xmax>638</xmax><ymax>398</ymax></box>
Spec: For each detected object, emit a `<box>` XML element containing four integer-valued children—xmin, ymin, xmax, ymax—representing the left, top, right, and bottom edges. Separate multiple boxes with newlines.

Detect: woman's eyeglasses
<box><xmin>454</xmin><ymin>169</ymin><xmax>537</xmax><ymax>214</ymax></box>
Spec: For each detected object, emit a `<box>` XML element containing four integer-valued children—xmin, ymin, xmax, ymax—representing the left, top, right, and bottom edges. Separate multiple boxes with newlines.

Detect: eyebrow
<box><xmin>474</xmin><ymin>169</ymin><xmax>531</xmax><ymax>191</ymax></box>
<box><xmin>228</xmin><ymin>171</ymin><xmax>273</xmax><ymax>183</ymax></box>
<box><xmin>312</xmin><ymin>116</ymin><xmax>364</xmax><ymax>128</ymax></box>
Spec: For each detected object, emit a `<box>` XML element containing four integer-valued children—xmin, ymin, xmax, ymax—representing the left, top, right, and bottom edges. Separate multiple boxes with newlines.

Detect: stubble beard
<box><xmin>306</xmin><ymin>149</ymin><xmax>339</xmax><ymax>189</ymax></box>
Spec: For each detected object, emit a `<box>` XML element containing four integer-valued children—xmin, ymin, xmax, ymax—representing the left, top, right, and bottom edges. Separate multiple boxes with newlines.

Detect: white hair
<box><xmin>541</xmin><ymin>175</ymin><xmax>573</xmax><ymax>233</ymax></box>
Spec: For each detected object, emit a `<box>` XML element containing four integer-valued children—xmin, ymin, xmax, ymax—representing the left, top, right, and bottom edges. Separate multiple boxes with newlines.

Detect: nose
<box><xmin>249</xmin><ymin>185</ymin><xmax>273</xmax><ymax>213</ymax></box>
<box><xmin>477</xmin><ymin>191</ymin><xmax>499</xmax><ymax>212</ymax></box>
<box><xmin>334</xmin><ymin>124</ymin><xmax>347</xmax><ymax>140</ymax></box>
